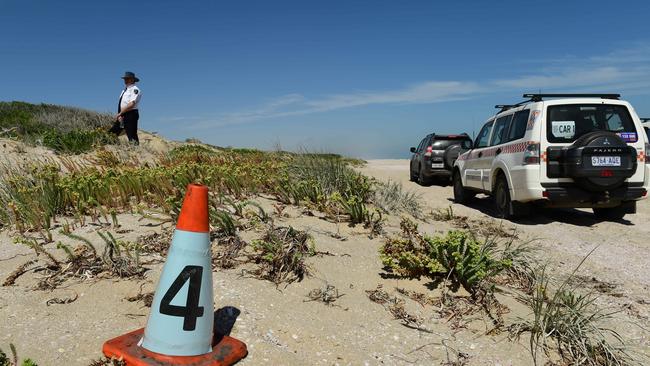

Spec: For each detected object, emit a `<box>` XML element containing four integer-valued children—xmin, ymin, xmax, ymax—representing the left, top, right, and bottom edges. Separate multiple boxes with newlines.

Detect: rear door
<box><xmin>540</xmin><ymin>101</ymin><xmax>645</xmax><ymax>185</ymax></box>
<box><xmin>464</xmin><ymin>121</ymin><xmax>494</xmax><ymax>190</ymax></box>
<box><xmin>482</xmin><ymin>113</ymin><xmax>513</xmax><ymax>190</ymax></box>
<box><xmin>411</xmin><ymin>136</ymin><xmax>428</xmax><ymax>173</ymax></box>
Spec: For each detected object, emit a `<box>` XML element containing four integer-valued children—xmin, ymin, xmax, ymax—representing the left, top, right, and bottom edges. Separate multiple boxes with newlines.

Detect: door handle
<box><xmin>478</xmin><ymin>152</ymin><xmax>483</xmax><ymax>158</ymax></box>
<box><xmin>496</xmin><ymin>148</ymin><xmax>502</xmax><ymax>155</ymax></box>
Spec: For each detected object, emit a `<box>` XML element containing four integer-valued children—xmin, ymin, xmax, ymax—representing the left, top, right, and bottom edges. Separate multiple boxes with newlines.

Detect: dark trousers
<box><xmin>109</xmin><ymin>110</ymin><xmax>139</xmax><ymax>144</ymax></box>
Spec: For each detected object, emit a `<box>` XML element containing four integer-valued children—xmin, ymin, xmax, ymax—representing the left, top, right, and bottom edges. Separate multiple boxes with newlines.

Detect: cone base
<box><xmin>103</xmin><ymin>328</ymin><xmax>247</xmax><ymax>366</ymax></box>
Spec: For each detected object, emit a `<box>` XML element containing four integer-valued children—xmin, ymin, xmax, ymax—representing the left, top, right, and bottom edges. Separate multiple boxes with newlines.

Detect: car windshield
<box><xmin>546</xmin><ymin>104</ymin><xmax>638</xmax><ymax>143</ymax></box>
<box><xmin>431</xmin><ymin>138</ymin><xmax>472</xmax><ymax>150</ymax></box>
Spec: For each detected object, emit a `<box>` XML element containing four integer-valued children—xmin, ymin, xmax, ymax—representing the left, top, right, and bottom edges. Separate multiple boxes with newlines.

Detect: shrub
<box><xmin>42</xmin><ymin>128</ymin><xmax>117</xmax><ymax>154</ymax></box>
<box><xmin>428</xmin><ymin>231</ymin><xmax>508</xmax><ymax>292</ymax></box>
<box><xmin>0</xmin><ymin>101</ymin><xmax>115</xmax><ymax>152</ymax></box>
<box><xmin>168</xmin><ymin>145</ymin><xmax>220</xmax><ymax>162</ymax></box>
<box><xmin>287</xmin><ymin>153</ymin><xmax>371</xmax><ymax>202</ymax></box>
<box><xmin>380</xmin><ymin>218</ymin><xmax>511</xmax><ymax>294</ymax></box>
<box><xmin>0</xmin><ymin>149</ymin><xmax>369</xmax><ymax>235</ymax></box>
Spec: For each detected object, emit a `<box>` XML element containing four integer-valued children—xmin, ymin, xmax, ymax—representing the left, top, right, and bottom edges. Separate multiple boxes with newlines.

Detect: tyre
<box><xmin>453</xmin><ymin>170</ymin><xmax>475</xmax><ymax>203</ymax></box>
<box><xmin>417</xmin><ymin>166</ymin><xmax>430</xmax><ymax>186</ymax></box>
<box><xmin>409</xmin><ymin>165</ymin><xmax>417</xmax><ymax>182</ymax></box>
<box><xmin>593</xmin><ymin>206</ymin><xmax>628</xmax><ymax>221</ymax></box>
<box><xmin>493</xmin><ymin>175</ymin><xmax>512</xmax><ymax>219</ymax></box>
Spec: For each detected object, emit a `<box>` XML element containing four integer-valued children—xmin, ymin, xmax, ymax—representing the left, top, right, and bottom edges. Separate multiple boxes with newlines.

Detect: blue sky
<box><xmin>1</xmin><ymin>0</ymin><xmax>650</xmax><ymax>158</ymax></box>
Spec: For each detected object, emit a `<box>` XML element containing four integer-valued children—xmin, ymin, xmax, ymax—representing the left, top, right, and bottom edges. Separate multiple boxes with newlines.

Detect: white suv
<box><xmin>452</xmin><ymin>93</ymin><xmax>649</xmax><ymax>220</ymax></box>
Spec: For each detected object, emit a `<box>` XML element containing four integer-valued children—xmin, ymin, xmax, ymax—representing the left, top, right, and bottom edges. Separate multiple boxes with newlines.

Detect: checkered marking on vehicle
<box><xmin>638</xmin><ymin>151</ymin><xmax>646</xmax><ymax>162</ymax></box>
<box><xmin>463</xmin><ymin>141</ymin><xmax>536</xmax><ymax>160</ymax></box>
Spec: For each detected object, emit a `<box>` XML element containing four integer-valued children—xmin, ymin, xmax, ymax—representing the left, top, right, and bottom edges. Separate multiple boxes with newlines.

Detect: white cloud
<box><xmin>176</xmin><ymin>43</ymin><xmax>650</xmax><ymax>129</ymax></box>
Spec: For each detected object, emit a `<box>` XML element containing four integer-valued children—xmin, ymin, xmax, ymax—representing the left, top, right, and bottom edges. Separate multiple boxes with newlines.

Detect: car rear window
<box><xmin>546</xmin><ymin>104</ymin><xmax>638</xmax><ymax>143</ymax></box>
<box><xmin>431</xmin><ymin>137</ymin><xmax>472</xmax><ymax>150</ymax></box>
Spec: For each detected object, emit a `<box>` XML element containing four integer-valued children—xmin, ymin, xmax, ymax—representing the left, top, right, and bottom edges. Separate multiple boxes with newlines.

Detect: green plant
<box><xmin>431</xmin><ymin>205</ymin><xmax>456</xmax><ymax>221</ymax></box>
<box><xmin>0</xmin><ymin>147</ymin><xmax>370</xmax><ymax>237</ymax></box>
<box><xmin>42</xmin><ymin>128</ymin><xmax>117</xmax><ymax>154</ymax></box>
<box><xmin>211</xmin><ymin>209</ymin><xmax>238</xmax><ymax>237</ymax></box>
<box><xmin>0</xmin><ymin>101</ymin><xmax>116</xmax><ymax>152</ymax></box>
<box><xmin>380</xmin><ymin>218</ymin><xmax>511</xmax><ymax>294</ymax></box>
<box><xmin>13</xmin><ymin>236</ymin><xmax>60</xmax><ymax>268</ymax></box>
<box><xmin>333</xmin><ymin>193</ymin><xmax>367</xmax><ymax>224</ymax></box>
<box><xmin>511</xmin><ymin>258</ymin><xmax>631</xmax><ymax>366</ymax></box>
<box><xmin>428</xmin><ymin>232</ymin><xmax>509</xmax><ymax>292</ymax></box>
<box><xmin>98</xmin><ymin>232</ymin><xmax>143</xmax><ymax>278</ymax></box>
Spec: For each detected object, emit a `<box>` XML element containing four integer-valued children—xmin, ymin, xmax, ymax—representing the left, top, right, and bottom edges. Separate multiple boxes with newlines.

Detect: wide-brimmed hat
<box><xmin>121</xmin><ymin>71</ymin><xmax>140</xmax><ymax>82</ymax></box>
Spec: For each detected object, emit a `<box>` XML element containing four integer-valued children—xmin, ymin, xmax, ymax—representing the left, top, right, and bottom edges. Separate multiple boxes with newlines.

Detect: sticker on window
<box><xmin>617</xmin><ymin>132</ymin><xmax>638</xmax><ymax>142</ymax></box>
<box><xmin>551</xmin><ymin>121</ymin><xmax>575</xmax><ymax>138</ymax></box>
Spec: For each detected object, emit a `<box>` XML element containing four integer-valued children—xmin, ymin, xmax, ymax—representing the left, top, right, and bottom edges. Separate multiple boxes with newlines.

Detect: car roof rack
<box><xmin>495</xmin><ymin>100</ymin><xmax>528</xmax><ymax>112</ymax></box>
<box><xmin>522</xmin><ymin>93</ymin><xmax>621</xmax><ymax>102</ymax></box>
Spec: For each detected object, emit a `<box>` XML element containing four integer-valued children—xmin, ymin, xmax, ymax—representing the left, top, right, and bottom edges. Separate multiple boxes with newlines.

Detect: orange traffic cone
<box><xmin>102</xmin><ymin>184</ymin><xmax>248</xmax><ymax>365</ymax></box>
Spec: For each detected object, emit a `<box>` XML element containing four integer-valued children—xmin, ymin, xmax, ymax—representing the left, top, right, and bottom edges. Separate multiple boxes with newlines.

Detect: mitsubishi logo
<box><xmin>603</xmin><ymin>138</ymin><xmax>611</xmax><ymax>145</ymax></box>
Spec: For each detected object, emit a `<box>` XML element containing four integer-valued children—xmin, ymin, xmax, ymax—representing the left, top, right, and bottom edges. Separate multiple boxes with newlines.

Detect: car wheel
<box><xmin>409</xmin><ymin>164</ymin><xmax>417</xmax><ymax>182</ymax></box>
<box><xmin>593</xmin><ymin>206</ymin><xmax>627</xmax><ymax>221</ymax></box>
<box><xmin>494</xmin><ymin>175</ymin><xmax>512</xmax><ymax>219</ymax></box>
<box><xmin>417</xmin><ymin>166</ymin><xmax>430</xmax><ymax>186</ymax></box>
<box><xmin>453</xmin><ymin>170</ymin><xmax>474</xmax><ymax>203</ymax></box>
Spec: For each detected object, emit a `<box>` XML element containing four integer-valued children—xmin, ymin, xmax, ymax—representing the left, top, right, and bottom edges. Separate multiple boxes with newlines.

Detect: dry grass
<box><xmin>3</xmin><ymin>232</ymin><xmax>146</xmax><ymax>291</ymax></box>
<box><xmin>305</xmin><ymin>283</ymin><xmax>344</xmax><ymax>306</ymax></box>
<box><xmin>372</xmin><ymin>179</ymin><xmax>422</xmax><ymax>218</ymax></box>
<box><xmin>212</xmin><ymin>235</ymin><xmax>247</xmax><ymax>269</ymax></box>
<box><xmin>250</xmin><ymin>226</ymin><xmax>314</xmax><ymax>285</ymax></box>
<box><xmin>366</xmin><ymin>285</ymin><xmax>423</xmax><ymax>329</ymax></box>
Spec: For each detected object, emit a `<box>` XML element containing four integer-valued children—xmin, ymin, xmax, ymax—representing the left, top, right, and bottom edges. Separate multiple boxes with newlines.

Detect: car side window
<box><xmin>507</xmin><ymin>110</ymin><xmax>530</xmax><ymax>142</ymax></box>
<box><xmin>475</xmin><ymin>121</ymin><xmax>494</xmax><ymax>148</ymax></box>
<box><xmin>416</xmin><ymin>137</ymin><xmax>427</xmax><ymax>152</ymax></box>
<box><xmin>490</xmin><ymin>114</ymin><xmax>513</xmax><ymax>146</ymax></box>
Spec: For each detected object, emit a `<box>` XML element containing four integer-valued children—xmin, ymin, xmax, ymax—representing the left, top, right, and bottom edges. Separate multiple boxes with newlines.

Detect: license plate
<box><xmin>591</xmin><ymin>156</ymin><xmax>621</xmax><ymax>167</ymax></box>
<box><xmin>431</xmin><ymin>163</ymin><xmax>444</xmax><ymax>168</ymax></box>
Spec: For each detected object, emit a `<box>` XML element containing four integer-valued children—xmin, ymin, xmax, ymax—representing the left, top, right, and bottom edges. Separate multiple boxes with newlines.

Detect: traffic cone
<box><xmin>102</xmin><ymin>184</ymin><xmax>248</xmax><ymax>365</ymax></box>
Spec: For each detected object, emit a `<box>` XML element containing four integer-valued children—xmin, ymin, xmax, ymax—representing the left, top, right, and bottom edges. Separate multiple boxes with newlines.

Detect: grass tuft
<box><xmin>511</xmin><ymin>259</ymin><xmax>632</xmax><ymax>366</ymax></box>
<box><xmin>251</xmin><ymin>226</ymin><xmax>314</xmax><ymax>284</ymax></box>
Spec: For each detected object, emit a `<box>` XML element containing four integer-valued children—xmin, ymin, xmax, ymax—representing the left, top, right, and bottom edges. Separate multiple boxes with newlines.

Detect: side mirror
<box><xmin>410</xmin><ymin>147</ymin><xmax>416</xmax><ymax>153</ymax></box>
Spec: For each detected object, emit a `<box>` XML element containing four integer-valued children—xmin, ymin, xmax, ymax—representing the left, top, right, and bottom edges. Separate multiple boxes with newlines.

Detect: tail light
<box><xmin>425</xmin><ymin>146</ymin><xmax>433</xmax><ymax>156</ymax></box>
<box><xmin>523</xmin><ymin>142</ymin><xmax>540</xmax><ymax>165</ymax></box>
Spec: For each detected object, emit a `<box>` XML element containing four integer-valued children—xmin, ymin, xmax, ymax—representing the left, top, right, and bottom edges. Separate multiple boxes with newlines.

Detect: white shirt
<box><xmin>119</xmin><ymin>84</ymin><xmax>142</xmax><ymax>112</ymax></box>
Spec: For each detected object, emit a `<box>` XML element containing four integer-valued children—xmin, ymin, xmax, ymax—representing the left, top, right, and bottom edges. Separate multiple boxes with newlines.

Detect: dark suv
<box><xmin>410</xmin><ymin>133</ymin><xmax>472</xmax><ymax>185</ymax></box>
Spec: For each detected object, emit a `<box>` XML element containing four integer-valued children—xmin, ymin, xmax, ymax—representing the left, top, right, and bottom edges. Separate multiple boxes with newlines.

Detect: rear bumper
<box><xmin>539</xmin><ymin>183</ymin><xmax>646</xmax><ymax>208</ymax></box>
<box><xmin>422</xmin><ymin>166</ymin><xmax>452</xmax><ymax>177</ymax></box>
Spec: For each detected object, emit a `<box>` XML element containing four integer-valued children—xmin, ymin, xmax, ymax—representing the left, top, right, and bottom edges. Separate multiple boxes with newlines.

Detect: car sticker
<box><xmin>616</xmin><ymin>132</ymin><xmax>637</xmax><ymax>142</ymax></box>
<box><xmin>551</xmin><ymin>121</ymin><xmax>575</xmax><ymax>139</ymax></box>
<box><xmin>526</xmin><ymin>110</ymin><xmax>540</xmax><ymax>130</ymax></box>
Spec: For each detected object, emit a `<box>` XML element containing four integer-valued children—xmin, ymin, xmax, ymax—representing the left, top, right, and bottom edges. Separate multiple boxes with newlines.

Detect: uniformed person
<box><xmin>110</xmin><ymin>71</ymin><xmax>142</xmax><ymax>144</ymax></box>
